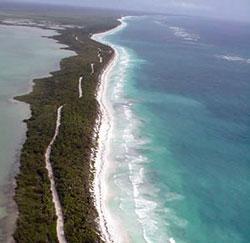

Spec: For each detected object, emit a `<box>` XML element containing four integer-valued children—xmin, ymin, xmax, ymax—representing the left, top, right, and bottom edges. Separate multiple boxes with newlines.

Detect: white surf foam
<box><xmin>119</xmin><ymin>103</ymin><xmax>183</xmax><ymax>243</ymax></box>
<box><xmin>216</xmin><ymin>55</ymin><xmax>250</xmax><ymax>64</ymax></box>
<box><xmin>169</xmin><ymin>26</ymin><xmax>200</xmax><ymax>42</ymax></box>
<box><xmin>92</xmin><ymin>16</ymin><xmax>185</xmax><ymax>243</ymax></box>
<box><xmin>91</xmin><ymin>17</ymin><xmax>130</xmax><ymax>243</ymax></box>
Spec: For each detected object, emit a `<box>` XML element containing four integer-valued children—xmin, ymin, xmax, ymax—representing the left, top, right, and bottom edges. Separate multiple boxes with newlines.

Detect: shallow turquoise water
<box><xmin>103</xmin><ymin>16</ymin><xmax>250</xmax><ymax>243</ymax></box>
<box><xmin>0</xmin><ymin>25</ymin><xmax>74</xmax><ymax>237</ymax></box>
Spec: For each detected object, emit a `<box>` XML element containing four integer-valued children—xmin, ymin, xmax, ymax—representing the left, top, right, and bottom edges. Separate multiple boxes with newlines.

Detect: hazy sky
<box><xmin>5</xmin><ymin>0</ymin><xmax>250</xmax><ymax>22</ymax></box>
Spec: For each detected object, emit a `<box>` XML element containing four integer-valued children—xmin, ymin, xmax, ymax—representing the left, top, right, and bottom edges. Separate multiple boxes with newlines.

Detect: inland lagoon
<box><xmin>0</xmin><ymin>24</ymin><xmax>74</xmax><ymax>240</ymax></box>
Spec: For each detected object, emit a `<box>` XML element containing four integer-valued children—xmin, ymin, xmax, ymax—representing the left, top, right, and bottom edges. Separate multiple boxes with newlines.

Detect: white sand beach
<box><xmin>91</xmin><ymin>17</ymin><xmax>129</xmax><ymax>243</ymax></box>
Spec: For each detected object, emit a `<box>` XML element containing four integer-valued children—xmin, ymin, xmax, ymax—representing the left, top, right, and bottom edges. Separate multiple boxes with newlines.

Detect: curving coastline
<box><xmin>92</xmin><ymin>16</ymin><xmax>179</xmax><ymax>243</ymax></box>
<box><xmin>92</xmin><ymin>17</ymin><xmax>129</xmax><ymax>243</ymax></box>
<box><xmin>13</xmin><ymin>14</ymin><xmax>120</xmax><ymax>242</ymax></box>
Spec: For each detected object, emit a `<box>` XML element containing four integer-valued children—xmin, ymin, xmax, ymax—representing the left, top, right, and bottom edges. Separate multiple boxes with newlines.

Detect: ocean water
<box><xmin>0</xmin><ymin>25</ymin><xmax>74</xmax><ymax>238</ymax></box>
<box><xmin>100</xmin><ymin>16</ymin><xmax>250</xmax><ymax>243</ymax></box>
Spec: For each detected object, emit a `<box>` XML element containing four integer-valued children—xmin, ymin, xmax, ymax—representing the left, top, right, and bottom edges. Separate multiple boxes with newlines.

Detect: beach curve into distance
<box><xmin>91</xmin><ymin>17</ymin><xmax>129</xmax><ymax>243</ymax></box>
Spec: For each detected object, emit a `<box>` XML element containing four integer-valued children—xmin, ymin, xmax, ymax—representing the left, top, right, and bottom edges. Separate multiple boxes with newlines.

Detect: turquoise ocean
<box><xmin>101</xmin><ymin>16</ymin><xmax>250</xmax><ymax>243</ymax></box>
<box><xmin>0</xmin><ymin>25</ymin><xmax>74</xmax><ymax>239</ymax></box>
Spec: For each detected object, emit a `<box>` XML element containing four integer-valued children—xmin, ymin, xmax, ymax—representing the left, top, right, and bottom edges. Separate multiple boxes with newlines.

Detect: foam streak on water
<box><xmin>94</xmin><ymin>15</ymin><xmax>250</xmax><ymax>243</ymax></box>
<box><xmin>93</xmin><ymin>17</ymin><xmax>183</xmax><ymax>243</ymax></box>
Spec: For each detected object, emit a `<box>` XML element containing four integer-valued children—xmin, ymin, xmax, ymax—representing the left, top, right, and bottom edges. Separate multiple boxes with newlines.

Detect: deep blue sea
<box><xmin>102</xmin><ymin>16</ymin><xmax>250</xmax><ymax>243</ymax></box>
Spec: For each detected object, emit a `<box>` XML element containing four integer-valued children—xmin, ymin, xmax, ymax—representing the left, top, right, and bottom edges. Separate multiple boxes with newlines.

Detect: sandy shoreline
<box><xmin>92</xmin><ymin>17</ymin><xmax>178</xmax><ymax>243</ymax></box>
<box><xmin>91</xmin><ymin>17</ymin><xmax>129</xmax><ymax>243</ymax></box>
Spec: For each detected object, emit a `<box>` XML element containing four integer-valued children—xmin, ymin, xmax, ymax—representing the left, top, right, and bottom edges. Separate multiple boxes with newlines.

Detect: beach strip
<box><xmin>91</xmin><ymin>17</ymin><xmax>128</xmax><ymax>243</ymax></box>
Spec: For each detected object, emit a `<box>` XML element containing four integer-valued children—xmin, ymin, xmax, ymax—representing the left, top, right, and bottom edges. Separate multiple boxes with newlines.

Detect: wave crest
<box><xmin>169</xmin><ymin>26</ymin><xmax>200</xmax><ymax>42</ymax></box>
<box><xmin>216</xmin><ymin>55</ymin><xmax>250</xmax><ymax>64</ymax></box>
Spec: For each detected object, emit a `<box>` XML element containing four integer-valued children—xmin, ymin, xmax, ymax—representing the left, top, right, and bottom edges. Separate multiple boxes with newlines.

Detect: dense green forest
<box><xmin>8</xmin><ymin>6</ymin><xmax>120</xmax><ymax>242</ymax></box>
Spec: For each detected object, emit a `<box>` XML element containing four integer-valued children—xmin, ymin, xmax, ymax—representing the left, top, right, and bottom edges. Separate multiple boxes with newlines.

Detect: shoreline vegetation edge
<box><xmin>3</xmin><ymin>13</ymin><xmax>122</xmax><ymax>243</ymax></box>
<box><xmin>91</xmin><ymin>17</ymin><xmax>129</xmax><ymax>243</ymax></box>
